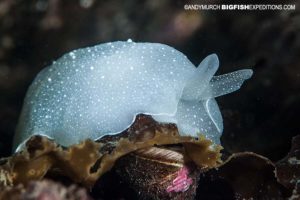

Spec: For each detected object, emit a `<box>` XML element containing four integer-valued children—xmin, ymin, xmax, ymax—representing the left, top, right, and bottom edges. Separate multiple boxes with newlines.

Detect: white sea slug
<box><xmin>13</xmin><ymin>40</ymin><xmax>253</xmax><ymax>151</ymax></box>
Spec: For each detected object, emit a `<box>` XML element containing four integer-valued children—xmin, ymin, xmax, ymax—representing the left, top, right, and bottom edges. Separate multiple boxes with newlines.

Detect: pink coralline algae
<box><xmin>166</xmin><ymin>166</ymin><xmax>193</xmax><ymax>193</ymax></box>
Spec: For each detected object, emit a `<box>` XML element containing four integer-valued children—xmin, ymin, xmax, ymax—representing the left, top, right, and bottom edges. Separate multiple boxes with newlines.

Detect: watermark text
<box><xmin>184</xmin><ymin>4</ymin><xmax>296</xmax><ymax>11</ymax></box>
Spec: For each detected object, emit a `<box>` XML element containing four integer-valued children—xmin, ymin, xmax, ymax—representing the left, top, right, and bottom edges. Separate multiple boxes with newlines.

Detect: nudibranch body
<box><xmin>13</xmin><ymin>40</ymin><xmax>253</xmax><ymax>151</ymax></box>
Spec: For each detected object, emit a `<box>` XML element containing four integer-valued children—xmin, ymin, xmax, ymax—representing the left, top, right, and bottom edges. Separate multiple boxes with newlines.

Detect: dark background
<box><xmin>0</xmin><ymin>0</ymin><xmax>299</xmax><ymax>161</ymax></box>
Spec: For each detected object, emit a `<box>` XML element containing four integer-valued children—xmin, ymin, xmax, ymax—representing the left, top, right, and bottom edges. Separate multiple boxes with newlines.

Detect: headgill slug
<box><xmin>13</xmin><ymin>40</ymin><xmax>253</xmax><ymax>151</ymax></box>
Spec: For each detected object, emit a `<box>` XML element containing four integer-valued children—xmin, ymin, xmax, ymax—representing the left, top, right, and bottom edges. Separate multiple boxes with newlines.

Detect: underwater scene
<box><xmin>0</xmin><ymin>0</ymin><xmax>299</xmax><ymax>199</ymax></box>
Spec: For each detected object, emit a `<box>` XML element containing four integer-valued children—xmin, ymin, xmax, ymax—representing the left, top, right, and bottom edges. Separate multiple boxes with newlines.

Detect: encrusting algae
<box><xmin>0</xmin><ymin>115</ymin><xmax>222</xmax><ymax>188</ymax></box>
